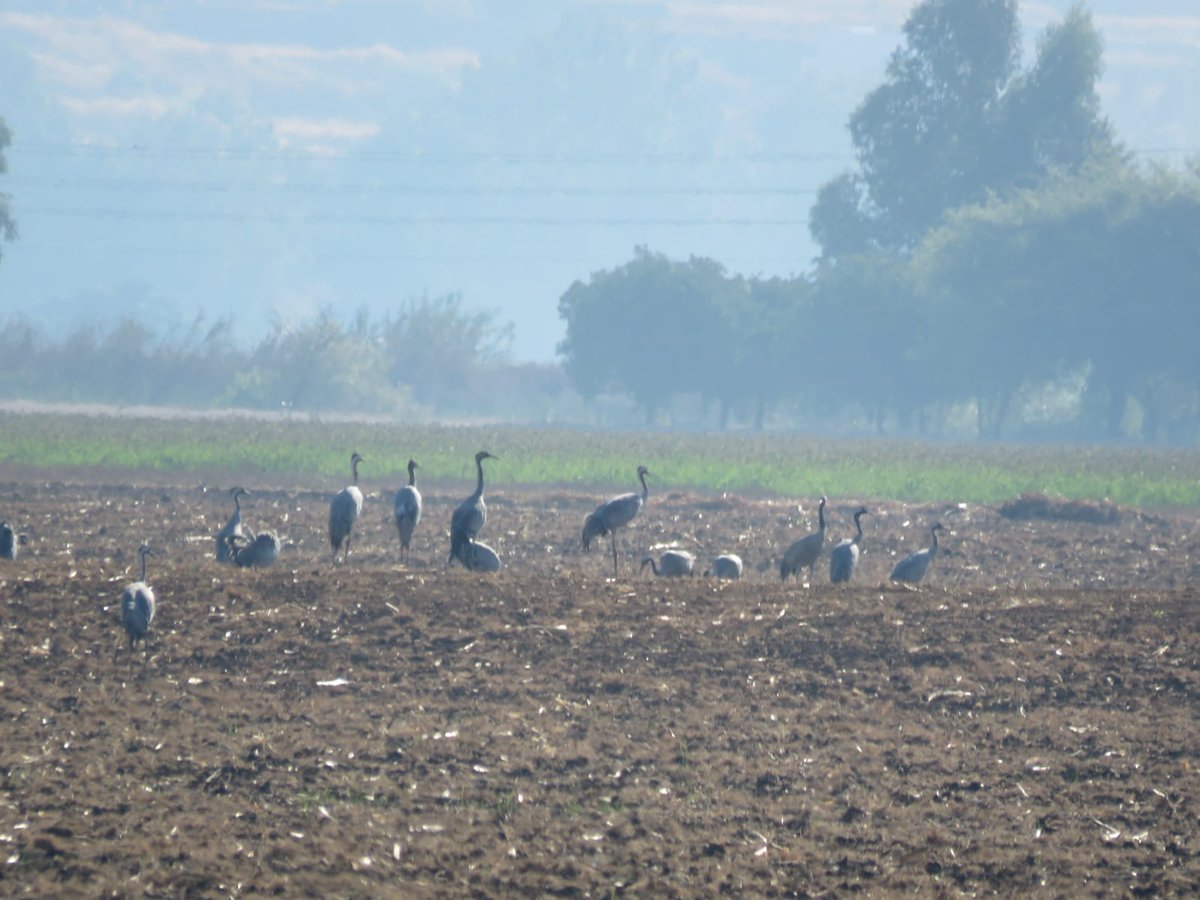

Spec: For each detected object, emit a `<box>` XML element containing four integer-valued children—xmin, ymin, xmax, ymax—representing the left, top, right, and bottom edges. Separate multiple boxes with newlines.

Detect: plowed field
<box><xmin>2</xmin><ymin>473</ymin><xmax>1199</xmax><ymax>896</ymax></box>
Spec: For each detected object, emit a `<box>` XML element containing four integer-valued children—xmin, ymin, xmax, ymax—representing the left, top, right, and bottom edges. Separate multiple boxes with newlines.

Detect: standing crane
<box><xmin>329</xmin><ymin>452</ymin><xmax>365</xmax><ymax>564</ymax></box>
<box><xmin>215</xmin><ymin>487</ymin><xmax>249</xmax><ymax>563</ymax></box>
<box><xmin>394</xmin><ymin>458</ymin><xmax>422</xmax><ymax>562</ymax></box>
<box><xmin>641</xmin><ymin>550</ymin><xmax>696</xmax><ymax>577</ymax></box>
<box><xmin>890</xmin><ymin>522</ymin><xmax>945</xmax><ymax>584</ymax></box>
<box><xmin>121</xmin><ymin>543</ymin><xmax>157</xmax><ymax>651</ymax></box>
<box><xmin>0</xmin><ymin>521</ymin><xmax>21</xmax><ymax>560</ymax></box>
<box><xmin>449</xmin><ymin>450</ymin><xmax>497</xmax><ymax>565</ymax></box>
<box><xmin>830</xmin><ymin>506</ymin><xmax>869</xmax><ymax>584</ymax></box>
<box><xmin>582</xmin><ymin>465</ymin><xmax>651</xmax><ymax>577</ymax></box>
<box><xmin>779</xmin><ymin>496</ymin><xmax>827</xmax><ymax>582</ymax></box>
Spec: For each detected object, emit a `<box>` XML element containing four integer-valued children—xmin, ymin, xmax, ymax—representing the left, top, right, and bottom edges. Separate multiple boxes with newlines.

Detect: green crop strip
<box><xmin>2</xmin><ymin>412</ymin><xmax>1198</xmax><ymax>507</ymax></box>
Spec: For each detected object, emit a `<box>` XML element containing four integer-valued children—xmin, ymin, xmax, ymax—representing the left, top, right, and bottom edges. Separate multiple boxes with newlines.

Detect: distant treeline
<box><xmin>0</xmin><ymin>295</ymin><xmax>580</xmax><ymax>424</ymax></box>
<box><xmin>557</xmin><ymin>0</ymin><xmax>1200</xmax><ymax>444</ymax></box>
<box><xmin>559</xmin><ymin>160</ymin><xmax>1200</xmax><ymax>443</ymax></box>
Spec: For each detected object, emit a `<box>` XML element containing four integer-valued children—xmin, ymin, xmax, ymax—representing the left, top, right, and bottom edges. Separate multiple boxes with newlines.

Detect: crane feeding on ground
<box><xmin>641</xmin><ymin>549</ymin><xmax>696</xmax><ymax>577</ymax></box>
<box><xmin>890</xmin><ymin>522</ymin><xmax>945</xmax><ymax>584</ymax></box>
<box><xmin>704</xmin><ymin>553</ymin><xmax>743</xmax><ymax>580</ymax></box>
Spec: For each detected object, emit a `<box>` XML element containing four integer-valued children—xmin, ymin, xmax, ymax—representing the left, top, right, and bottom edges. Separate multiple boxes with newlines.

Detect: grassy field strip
<box><xmin>1</xmin><ymin>412</ymin><xmax>1198</xmax><ymax>507</ymax></box>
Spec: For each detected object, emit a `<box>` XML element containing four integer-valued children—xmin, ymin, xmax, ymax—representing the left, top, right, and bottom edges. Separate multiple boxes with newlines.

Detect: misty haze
<box><xmin>0</xmin><ymin>0</ymin><xmax>1197</xmax><ymax>443</ymax></box>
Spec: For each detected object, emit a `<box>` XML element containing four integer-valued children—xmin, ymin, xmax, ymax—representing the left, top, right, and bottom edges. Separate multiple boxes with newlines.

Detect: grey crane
<box><xmin>641</xmin><ymin>549</ymin><xmax>696</xmax><ymax>577</ymax></box>
<box><xmin>228</xmin><ymin>530</ymin><xmax>281</xmax><ymax>568</ymax></box>
<box><xmin>704</xmin><ymin>553</ymin><xmax>744</xmax><ymax>580</ymax></box>
<box><xmin>121</xmin><ymin>543</ymin><xmax>157</xmax><ymax>651</ymax></box>
<box><xmin>582</xmin><ymin>465</ymin><xmax>650</xmax><ymax>577</ymax></box>
<box><xmin>830</xmin><ymin>507</ymin><xmax>869</xmax><ymax>584</ymax></box>
<box><xmin>890</xmin><ymin>522</ymin><xmax>945</xmax><ymax>584</ymax></box>
<box><xmin>453</xmin><ymin>538</ymin><xmax>502</xmax><ymax>573</ymax></box>
<box><xmin>394</xmin><ymin>459</ymin><xmax>422</xmax><ymax>561</ymax></box>
<box><xmin>215</xmin><ymin>486</ymin><xmax>249</xmax><ymax>563</ymax></box>
<box><xmin>329</xmin><ymin>452</ymin><xmax>365</xmax><ymax>564</ymax></box>
<box><xmin>779</xmin><ymin>495</ymin><xmax>827</xmax><ymax>582</ymax></box>
<box><xmin>449</xmin><ymin>450</ymin><xmax>497</xmax><ymax>566</ymax></box>
<box><xmin>0</xmin><ymin>521</ymin><xmax>24</xmax><ymax>560</ymax></box>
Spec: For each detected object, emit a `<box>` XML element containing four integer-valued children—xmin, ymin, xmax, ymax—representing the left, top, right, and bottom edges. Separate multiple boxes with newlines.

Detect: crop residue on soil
<box><xmin>1</xmin><ymin>477</ymin><xmax>1199</xmax><ymax>895</ymax></box>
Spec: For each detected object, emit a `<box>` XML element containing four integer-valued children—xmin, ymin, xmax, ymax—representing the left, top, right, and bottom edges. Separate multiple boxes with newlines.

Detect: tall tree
<box><xmin>811</xmin><ymin>0</ymin><xmax>1113</xmax><ymax>260</ymax></box>
<box><xmin>0</xmin><ymin>118</ymin><xmax>17</xmax><ymax>260</ymax></box>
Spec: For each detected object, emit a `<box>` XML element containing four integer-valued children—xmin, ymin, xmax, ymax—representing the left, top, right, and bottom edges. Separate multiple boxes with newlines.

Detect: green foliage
<box><xmin>557</xmin><ymin>247</ymin><xmax>740</xmax><ymax>420</ymax></box>
<box><xmin>0</xmin><ymin>117</ymin><xmax>16</xmax><ymax>257</ymax></box>
<box><xmin>2</xmin><ymin>412</ymin><xmax>1199</xmax><ymax>508</ymax></box>
<box><xmin>812</xmin><ymin>0</ymin><xmax>1113</xmax><ymax>258</ymax></box>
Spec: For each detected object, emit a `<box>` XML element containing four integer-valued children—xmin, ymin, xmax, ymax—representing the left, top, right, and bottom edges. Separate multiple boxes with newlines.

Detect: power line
<box><xmin>7</xmin><ymin>175</ymin><xmax>821</xmax><ymax>197</ymax></box>
<box><xmin>12</xmin><ymin>141</ymin><xmax>855</xmax><ymax>165</ymax></box>
<box><xmin>21</xmin><ymin>206</ymin><xmax>812</xmax><ymax>226</ymax></box>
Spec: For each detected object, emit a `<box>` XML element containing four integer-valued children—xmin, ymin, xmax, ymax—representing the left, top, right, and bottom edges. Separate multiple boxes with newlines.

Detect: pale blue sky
<box><xmin>0</xmin><ymin>1</ymin><xmax>1196</xmax><ymax>360</ymax></box>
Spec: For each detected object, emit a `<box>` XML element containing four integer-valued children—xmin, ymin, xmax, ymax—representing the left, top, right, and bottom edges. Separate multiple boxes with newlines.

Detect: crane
<box><xmin>329</xmin><ymin>452</ymin><xmax>364</xmax><ymax>564</ymax></box>
<box><xmin>890</xmin><ymin>522</ymin><xmax>945</xmax><ymax>584</ymax></box>
<box><xmin>830</xmin><ymin>506</ymin><xmax>869</xmax><ymax>584</ymax></box>
<box><xmin>0</xmin><ymin>521</ymin><xmax>23</xmax><ymax>560</ymax></box>
<box><xmin>582</xmin><ymin>465</ymin><xmax>651</xmax><ymax>577</ymax></box>
<box><xmin>394</xmin><ymin>459</ymin><xmax>422</xmax><ymax>562</ymax></box>
<box><xmin>704</xmin><ymin>553</ymin><xmax>743</xmax><ymax>580</ymax></box>
<box><xmin>779</xmin><ymin>496</ymin><xmax>827</xmax><ymax>582</ymax></box>
<box><xmin>228</xmin><ymin>531</ymin><xmax>281</xmax><ymax>568</ymax></box>
<box><xmin>452</xmin><ymin>538</ymin><xmax>502</xmax><ymax>572</ymax></box>
<box><xmin>449</xmin><ymin>450</ymin><xmax>497</xmax><ymax>566</ymax></box>
<box><xmin>641</xmin><ymin>550</ymin><xmax>696</xmax><ymax>577</ymax></box>
<box><xmin>121</xmin><ymin>543</ymin><xmax>157</xmax><ymax>651</ymax></box>
<box><xmin>215</xmin><ymin>487</ymin><xmax>249</xmax><ymax>563</ymax></box>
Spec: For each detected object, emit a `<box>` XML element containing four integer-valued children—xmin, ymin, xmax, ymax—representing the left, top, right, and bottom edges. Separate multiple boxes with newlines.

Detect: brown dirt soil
<box><xmin>2</xmin><ymin>473</ymin><xmax>1200</xmax><ymax>897</ymax></box>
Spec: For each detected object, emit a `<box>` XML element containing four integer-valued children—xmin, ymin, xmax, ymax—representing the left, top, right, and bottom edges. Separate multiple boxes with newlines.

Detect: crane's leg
<box><xmin>610</xmin><ymin>532</ymin><xmax>619</xmax><ymax>578</ymax></box>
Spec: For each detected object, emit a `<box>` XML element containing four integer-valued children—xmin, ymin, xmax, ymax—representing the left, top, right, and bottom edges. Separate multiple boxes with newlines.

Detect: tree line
<box><xmin>0</xmin><ymin>296</ymin><xmax>577</xmax><ymax>422</ymax></box>
<box><xmin>557</xmin><ymin>1</ymin><xmax>1200</xmax><ymax>442</ymax></box>
<box><xmin>2</xmin><ymin>1</ymin><xmax>1199</xmax><ymax>441</ymax></box>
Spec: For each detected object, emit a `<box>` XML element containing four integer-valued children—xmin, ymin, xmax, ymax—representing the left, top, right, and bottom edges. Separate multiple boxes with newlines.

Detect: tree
<box><xmin>0</xmin><ymin>118</ymin><xmax>17</xmax><ymax>260</ymax></box>
<box><xmin>380</xmin><ymin>293</ymin><xmax>513</xmax><ymax>410</ymax></box>
<box><xmin>557</xmin><ymin>247</ymin><xmax>736</xmax><ymax>423</ymax></box>
<box><xmin>811</xmin><ymin>0</ymin><xmax>1114</xmax><ymax>261</ymax></box>
<box><xmin>911</xmin><ymin>158</ymin><xmax>1200</xmax><ymax>441</ymax></box>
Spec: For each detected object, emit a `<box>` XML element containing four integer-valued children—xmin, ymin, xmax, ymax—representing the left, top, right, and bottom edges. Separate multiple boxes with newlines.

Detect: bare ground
<box><xmin>1</xmin><ymin>474</ymin><xmax>1199</xmax><ymax>897</ymax></box>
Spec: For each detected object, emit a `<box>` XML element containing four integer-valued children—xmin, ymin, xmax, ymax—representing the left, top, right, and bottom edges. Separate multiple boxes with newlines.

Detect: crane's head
<box><xmin>351</xmin><ymin>452</ymin><xmax>365</xmax><ymax>465</ymax></box>
<box><xmin>231</xmin><ymin>486</ymin><xmax>249</xmax><ymax>498</ymax></box>
<box><xmin>476</xmin><ymin>450</ymin><xmax>497</xmax><ymax>464</ymax></box>
<box><xmin>138</xmin><ymin>543</ymin><xmax>156</xmax><ymax>559</ymax></box>
<box><xmin>408</xmin><ymin>459</ymin><xmax>418</xmax><ymax>472</ymax></box>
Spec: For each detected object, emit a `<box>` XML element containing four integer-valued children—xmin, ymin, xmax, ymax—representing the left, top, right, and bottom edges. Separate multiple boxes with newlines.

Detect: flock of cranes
<box><xmin>2</xmin><ymin>452</ymin><xmax>950</xmax><ymax>652</ymax></box>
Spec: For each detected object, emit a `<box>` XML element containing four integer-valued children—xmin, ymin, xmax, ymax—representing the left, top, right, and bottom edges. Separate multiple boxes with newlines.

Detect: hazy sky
<box><xmin>0</xmin><ymin>1</ymin><xmax>1196</xmax><ymax>361</ymax></box>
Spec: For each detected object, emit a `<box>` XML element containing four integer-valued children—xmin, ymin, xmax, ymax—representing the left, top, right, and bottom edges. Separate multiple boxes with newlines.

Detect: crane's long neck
<box><xmin>817</xmin><ymin>500</ymin><xmax>826</xmax><ymax>533</ymax></box>
<box><xmin>930</xmin><ymin>526</ymin><xmax>940</xmax><ymax>555</ymax></box>
<box><xmin>638</xmin><ymin>470</ymin><xmax>649</xmax><ymax>501</ymax></box>
<box><xmin>139</xmin><ymin>549</ymin><xmax>148</xmax><ymax>582</ymax></box>
<box><xmin>853</xmin><ymin>512</ymin><xmax>864</xmax><ymax>545</ymax></box>
<box><xmin>351</xmin><ymin>457</ymin><xmax>360</xmax><ymax>484</ymax></box>
<box><xmin>233</xmin><ymin>491</ymin><xmax>242</xmax><ymax>514</ymax></box>
<box><xmin>474</xmin><ymin>457</ymin><xmax>486</xmax><ymax>497</ymax></box>
<box><xmin>408</xmin><ymin>463</ymin><xmax>417</xmax><ymax>487</ymax></box>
